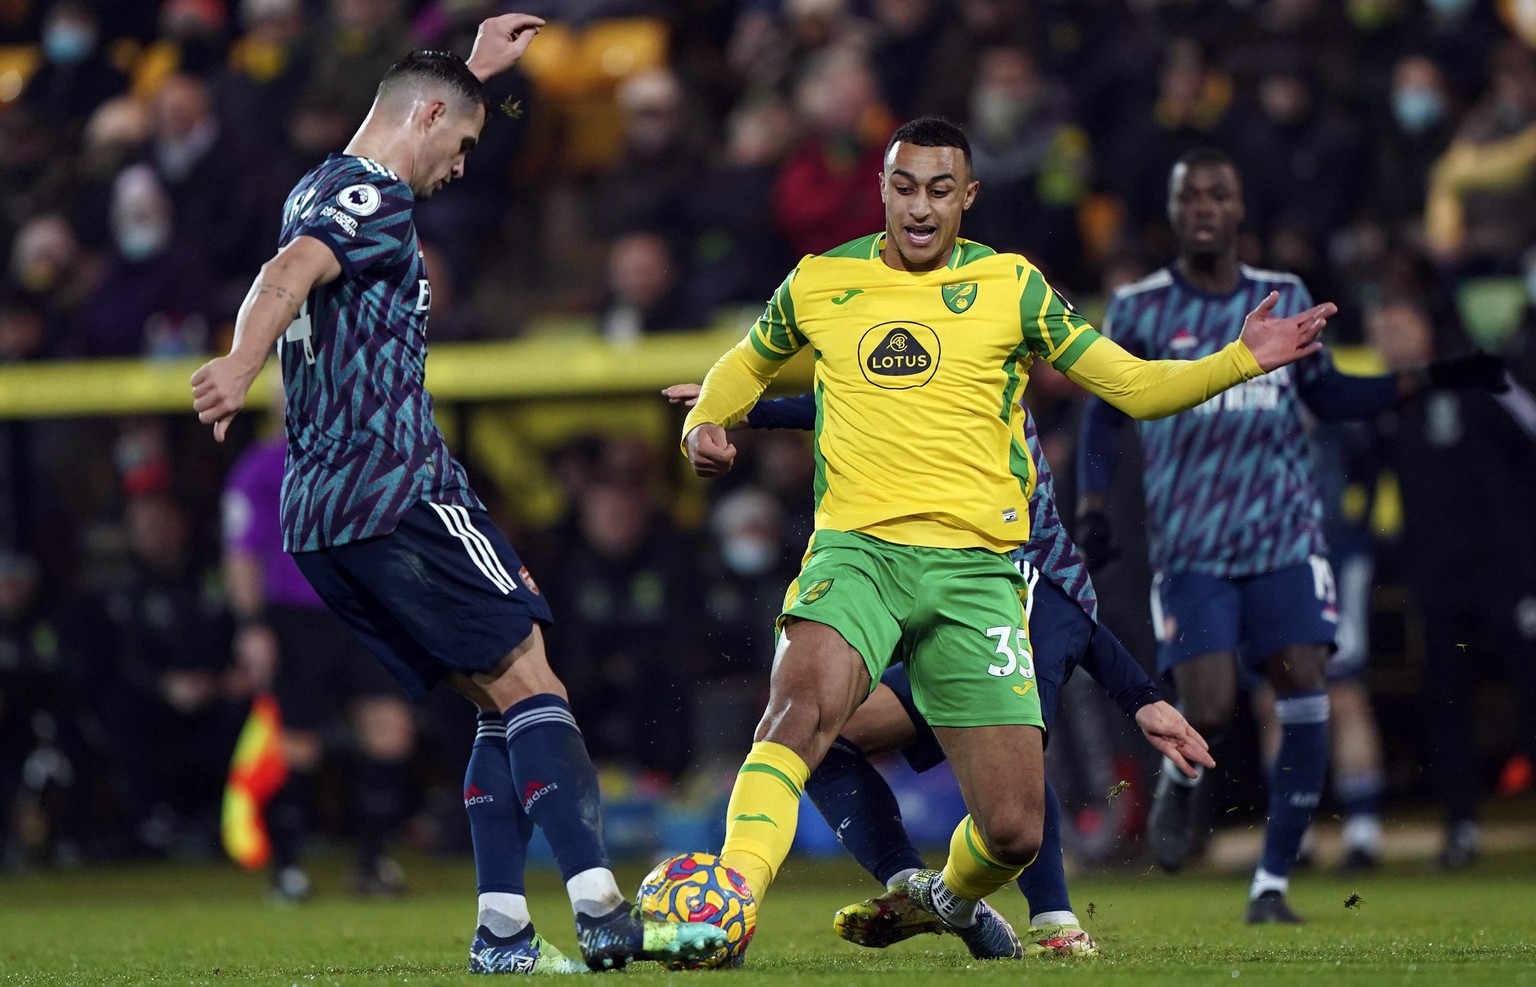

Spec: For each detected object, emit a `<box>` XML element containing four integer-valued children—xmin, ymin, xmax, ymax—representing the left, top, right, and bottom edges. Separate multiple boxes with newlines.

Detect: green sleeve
<box><xmin>1017</xmin><ymin>264</ymin><xmax>1095</xmax><ymax>367</ymax></box>
<box><xmin>747</xmin><ymin>269</ymin><xmax>808</xmax><ymax>362</ymax></box>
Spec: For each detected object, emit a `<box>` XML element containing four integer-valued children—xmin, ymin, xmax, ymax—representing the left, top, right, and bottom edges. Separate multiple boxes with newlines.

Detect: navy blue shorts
<box><xmin>1152</xmin><ymin>558</ymin><xmax>1337</xmax><ymax>686</ymax></box>
<box><xmin>292</xmin><ymin>501</ymin><xmax>553</xmax><ymax>701</ymax></box>
<box><xmin>889</xmin><ymin>571</ymin><xmax>1094</xmax><ymax>772</ymax></box>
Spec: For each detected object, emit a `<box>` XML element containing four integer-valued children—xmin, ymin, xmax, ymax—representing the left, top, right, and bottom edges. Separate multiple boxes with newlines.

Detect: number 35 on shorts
<box><xmin>984</xmin><ymin>625</ymin><xmax>1035</xmax><ymax>679</ymax></box>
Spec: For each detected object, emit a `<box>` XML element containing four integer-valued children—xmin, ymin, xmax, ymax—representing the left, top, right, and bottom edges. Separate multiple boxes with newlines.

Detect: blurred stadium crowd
<box><xmin>1</xmin><ymin>0</ymin><xmax>1535</xmax><ymax>876</ymax></box>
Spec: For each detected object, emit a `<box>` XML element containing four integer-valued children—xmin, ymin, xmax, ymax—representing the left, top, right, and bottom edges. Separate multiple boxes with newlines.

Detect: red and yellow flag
<box><xmin>221</xmin><ymin>692</ymin><xmax>288</xmax><ymax>869</ymax></box>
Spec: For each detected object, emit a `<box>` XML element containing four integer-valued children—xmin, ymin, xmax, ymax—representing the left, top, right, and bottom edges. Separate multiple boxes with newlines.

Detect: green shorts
<box><xmin>780</xmin><ymin>530</ymin><xmax>1043</xmax><ymax>730</ymax></box>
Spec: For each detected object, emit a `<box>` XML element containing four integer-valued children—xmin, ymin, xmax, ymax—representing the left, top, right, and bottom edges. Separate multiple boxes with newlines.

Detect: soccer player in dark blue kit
<box><xmin>1075</xmin><ymin>148</ymin><xmax>1508</xmax><ymax>924</ymax></box>
<box><xmin>191</xmin><ymin>15</ymin><xmax>726</xmax><ymax>974</ymax></box>
<box><xmin>664</xmin><ymin>384</ymin><xmax>1214</xmax><ymax>957</ymax></box>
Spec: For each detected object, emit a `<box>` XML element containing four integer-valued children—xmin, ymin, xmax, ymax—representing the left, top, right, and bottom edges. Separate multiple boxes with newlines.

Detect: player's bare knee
<box><xmin>1266</xmin><ymin>645</ymin><xmax>1330</xmax><ymax>693</ymax></box>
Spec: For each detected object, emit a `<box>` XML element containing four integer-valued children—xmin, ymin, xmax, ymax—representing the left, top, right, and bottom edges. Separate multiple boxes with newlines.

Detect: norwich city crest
<box><xmin>797</xmin><ymin>579</ymin><xmax>834</xmax><ymax>604</ymax></box>
<box><xmin>858</xmin><ymin>321</ymin><xmax>941</xmax><ymax>389</ymax></box>
<box><xmin>942</xmin><ymin>281</ymin><xmax>978</xmax><ymax>313</ymax></box>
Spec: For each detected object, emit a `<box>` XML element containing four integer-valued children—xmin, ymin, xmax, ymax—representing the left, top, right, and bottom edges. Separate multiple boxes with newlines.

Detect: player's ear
<box><xmin>423</xmin><ymin>98</ymin><xmax>447</xmax><ymax>131</ymax></box>
<box><xmin>878</xmin><ymin>169</ymin><xmax>888</xmax><ymax>204</ymax></box>
<box><xmin>963</xmin><ymin>179</ymin><xmax>980</xmax><ymax>211</ymax></box>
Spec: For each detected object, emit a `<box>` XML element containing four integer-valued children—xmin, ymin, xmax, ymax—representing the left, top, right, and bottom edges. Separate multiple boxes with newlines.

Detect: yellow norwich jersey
<box><xmin>684</xmin><ymin>233</ymin><xmax>1263</xmax><ymax>552</ymax></box>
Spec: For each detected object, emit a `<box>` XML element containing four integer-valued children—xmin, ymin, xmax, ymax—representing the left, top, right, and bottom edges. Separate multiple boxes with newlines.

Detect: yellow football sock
<box><xmin>939</xmin><ymin>815</ymin><xmax>1032</xmax><ymax>901</ymax></box>
<box><xmin>720</xmin><ymin>741</ymin><xmax>809</xmax><ymax>901</ymax></box>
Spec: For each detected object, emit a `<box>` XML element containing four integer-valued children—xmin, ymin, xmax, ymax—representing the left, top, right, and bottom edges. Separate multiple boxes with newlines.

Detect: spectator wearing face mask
<box><xmin>960</xmin><ymin>44</ymin><xmax>1091</xmax><ymax>291</ymax></box>
<box><xmin>694</xmin><ymin>486</ymin><xmax>802</xmax><ymax>759</ymax></box>
<box><xmin>21</xmin><ymin>0</ymin><xmax>128</xmax><ymax>136</ymax></box>
<box><xmin>702</xmin><ymin>487</ymin><xmax>799</xmax><ymax>672</ymax></box>
<box><xmin>1370</xmin><ymin>55</ymin><xmax>1457</xmax><ymax>229</ymax></box>
<box><xmin>1404</xmin><ymin>0</ymin><xmax>1510</xmax><ymax>107</ymax></box>
<box><xmin>68</xmin><ymin>165</ymin><xmax>216</xmax><ymax>358</ymax></box>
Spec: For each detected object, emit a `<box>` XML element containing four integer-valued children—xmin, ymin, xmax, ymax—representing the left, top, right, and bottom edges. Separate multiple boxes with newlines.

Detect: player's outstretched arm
<box><xmin>465</xmin><ymin>13</ymin><xmax>545</xmax><ymax>82</ymax></box>
<box><xmin>191</xmin><ymin>236</ymin><xmax>340</xmax><ymax>442</ymax></box>
<box><xmin>1238</xmin><ymin>290</ymin><xmax>1336</xmax><ymax>372</ymax></box>
<box><xmin>1134</xmin><ymin>701</ymin><xmax>1215</xmax><ymax>778</ymax></box>
<box><xmin>1062</xmin><ymin>294</ymin><xmax>1336</xmax><ymax>421</ymax></box>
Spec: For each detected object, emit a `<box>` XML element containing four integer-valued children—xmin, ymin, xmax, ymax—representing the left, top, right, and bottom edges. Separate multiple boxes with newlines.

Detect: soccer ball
<box><xmin>636</xmin><ymin>851</ymin><xmax>757</xmax><ymax>969</ymax></box>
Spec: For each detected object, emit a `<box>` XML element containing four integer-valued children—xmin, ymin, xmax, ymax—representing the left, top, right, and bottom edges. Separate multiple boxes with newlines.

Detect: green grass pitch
<box><xmin>2</xmin><ymin>850</ymin><xmax>1533</xmax><ymax>986</ymax></box>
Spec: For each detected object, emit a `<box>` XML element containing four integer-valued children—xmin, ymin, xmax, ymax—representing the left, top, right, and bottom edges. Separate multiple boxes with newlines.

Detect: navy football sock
<box><xmin>805</xmin><ymin>738</ymin><xmax>925</xmax><ymax>885</ymax></box>
<box><xmin>467</xmin><ymin>711</ymin><xmax>531</xmax><ymax>895</ymax></box>
<box><xmin>504</xmin><ymin>695</ymin><xmax>611</xmax><ymax>882</ymax></box>
<box><xmin>1260</xmin><ymin>691</ymin><xmax>1329</xmax><ymax>879</ymax></box>
<box><xmin>1017</xmin><ymin>777</ymin><xmax>1071</xmax><ymax>918</ymax></box>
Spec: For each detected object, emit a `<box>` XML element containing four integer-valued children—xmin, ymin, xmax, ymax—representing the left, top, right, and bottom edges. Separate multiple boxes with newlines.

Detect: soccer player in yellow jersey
<box><xmin>681</xmin><ymin>117</ymin><xmax>1337</xmax><ymax>961</ymax></box>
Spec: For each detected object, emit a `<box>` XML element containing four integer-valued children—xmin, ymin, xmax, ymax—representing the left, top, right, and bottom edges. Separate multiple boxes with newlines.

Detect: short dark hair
<box><xmin>377</xmin><ymin>50</ymin><xmax>488</xmax><ymax>114</ymax></box>
<box><xmin>1172</xmin><ymin>146</ymin><xmax>1239</xmax><ymax>178</ymax></box>
<box><xmin>886</xmin><ymin>116</ymin><xmax>972</xmax><ymax>169</ymax></box>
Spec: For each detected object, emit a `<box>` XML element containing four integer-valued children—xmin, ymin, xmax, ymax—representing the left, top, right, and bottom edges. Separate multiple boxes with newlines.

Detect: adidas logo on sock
<box><xmin>522</xmin><ymin>780</ymin><xmax>558</xmax><ymax>809</ymax></box>
<box><xmin>464</xmin><ymin>784</ymin><xmax>495</xmax><ymax>806</ymax></box>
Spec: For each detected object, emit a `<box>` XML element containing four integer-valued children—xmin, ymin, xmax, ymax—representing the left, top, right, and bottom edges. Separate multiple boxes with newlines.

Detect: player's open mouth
<box><xmin>904</xmin><ymin>225</ymin><xmax>937</xmax><ymax>247</ymax></box>
<box><xmin>1191</xmin><ymin>227</ymin><xmax>1218</xmax><ymax>242</ymax></box>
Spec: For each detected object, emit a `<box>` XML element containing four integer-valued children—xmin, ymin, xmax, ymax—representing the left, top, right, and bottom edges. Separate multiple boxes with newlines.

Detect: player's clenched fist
<box><xmin>191</xmin><ymin>355</ymin><xmax>259</xmax><ymax>443</ymax></box>
<box><xmin>685</xmin><ymin>423</ymin><xmax>737</xmax><ymax>477</ymax></box>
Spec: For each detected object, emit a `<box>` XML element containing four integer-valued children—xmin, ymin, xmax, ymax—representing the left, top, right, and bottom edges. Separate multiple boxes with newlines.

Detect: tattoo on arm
<box><xmin>254</xmin><ymin>282</ymin><xmax>303</xmax><ymax>319</ymax></box>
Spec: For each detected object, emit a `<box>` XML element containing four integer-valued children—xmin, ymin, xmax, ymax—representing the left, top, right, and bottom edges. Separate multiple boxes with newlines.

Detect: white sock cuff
<box><xmin>567</xmin><ymin>866</ymin><xmax>625</xmax><ymax>917</ymax></box>
<box><xmin>1030</xmin><ymin>910</ymin><xmax>1078</xmax><ymax>928</ymax></box>
<box><xmin>478</xmin><ymin>892</ymin><xmax>531</xmax><ymax>937</ymax></box>
<box><xmin>1342</xmin><ymin>815</ymin><xmax>1383</xmax><ymax>850</ymax></box>
<box><xmin>1274</xmin><ymin>692</ymin><xmax>1330</xmax><ymax>725</ymax></box>
<box><xmin>1249</xmin><ymin>867</ymin><xmax>1289</xmax><ymax>899</ymax></box>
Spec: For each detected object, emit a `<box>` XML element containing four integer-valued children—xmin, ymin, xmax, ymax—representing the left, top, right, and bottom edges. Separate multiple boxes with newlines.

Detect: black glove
<box><xmin>1075</xmin><ymin>509</ymin><xmax>1121</xmax><ymax>571</ymax></box>
<box><xmin>1422</xmin><ymin>351</ymin><xmax>1510</xmax><ymax>393</ymax></box>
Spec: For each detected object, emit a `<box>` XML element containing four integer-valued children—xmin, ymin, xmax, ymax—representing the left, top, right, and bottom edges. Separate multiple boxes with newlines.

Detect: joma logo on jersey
<box><xmin>858</xmin><ymin>322</ymin><xmax>941</xmax><ymax>389</ymax></box>
<box><xmin>942</xmin><ymin>282</ymin><xmax>977</xmax><ymax>313</ymax></box>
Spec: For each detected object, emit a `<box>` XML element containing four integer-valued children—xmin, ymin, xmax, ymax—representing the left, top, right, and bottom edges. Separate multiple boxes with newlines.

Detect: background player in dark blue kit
<box><xmin>191</xmin><ymin>14</ymin><xmax>726</xmax><ymax>974</ymax></box>
<box><xmin>1075</xmin><ymin>148</ymin><xmax>1508</xmax><ymax>924</ymax></box>
<box><xmin>663</xmin><ymin>384</ymin><xmax>1213</xmax><ymax>957</ymax></box>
